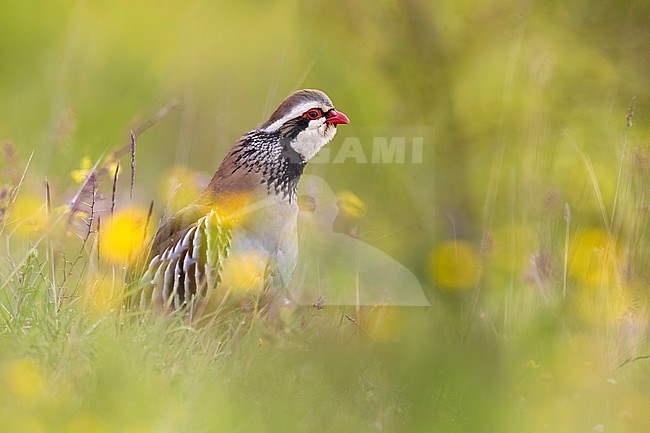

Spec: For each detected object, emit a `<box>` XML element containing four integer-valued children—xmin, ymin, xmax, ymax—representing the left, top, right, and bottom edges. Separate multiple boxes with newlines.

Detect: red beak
<box><xmin>326</xmin><ymin>109</ymin><xmax>350</xmax><ymax>125</ymax></box>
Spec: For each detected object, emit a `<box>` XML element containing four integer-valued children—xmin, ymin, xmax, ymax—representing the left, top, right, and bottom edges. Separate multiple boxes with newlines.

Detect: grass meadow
<box><xmin>1</xmin><ymin>1</ymin><xmax>650</xmax><ymax>432</ymax></box>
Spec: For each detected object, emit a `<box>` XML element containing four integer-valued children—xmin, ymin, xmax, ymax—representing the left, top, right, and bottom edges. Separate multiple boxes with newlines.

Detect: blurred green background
<box><xmin>1</xmin><ymin>0</ymin><xmax>650</xmax><ymax>432</ymax></box>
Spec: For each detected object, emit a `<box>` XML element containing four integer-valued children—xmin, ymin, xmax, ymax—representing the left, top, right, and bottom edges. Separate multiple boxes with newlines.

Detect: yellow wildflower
<box><xmin>99</xmin><ymin>208</ymin><xmax>149</xmax><ymax>264</ymax></box>
<box><xmin>430</xmin><ymin>241</ymin><xmax>481</xmax><ymax>290</ymax></box>
<box><xmin>219</xmin><ymin>252</ymin><xmax>265</xmax><ymax>294</ymax></box>
<box><xmin>71</xmin><ymin>156</ymin><xmax>92</xmax><ymax>184</ymax></box>
<box><xmin>1</xmin><ymin>358</ymin><xmax>46</xmax><ymax>400</ymax></box>
<box><xmin>11</xmin><ymin>194</ymin><xmax>48</xmax><ymax>237</ymax></box>
<box><xmin>336</xmin><ymin>190</ymin><xmax>367</xmax><ymax>218</ymax></box>
<box><xmin>569</xmin><ymin>227</ymin><xmax>617</xmax><ymax>285</ymax></box>
<box><xmin>106</xmin><ymin>160</ymin><xmax>119</xmax><ymax>179</ymax></box>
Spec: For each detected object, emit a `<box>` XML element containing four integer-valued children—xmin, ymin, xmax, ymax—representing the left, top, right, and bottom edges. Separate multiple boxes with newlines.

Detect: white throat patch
<box><xmin>291</xmin><ymin>118</ymin><xmax>338</xmax><ymax>161</ymax></box>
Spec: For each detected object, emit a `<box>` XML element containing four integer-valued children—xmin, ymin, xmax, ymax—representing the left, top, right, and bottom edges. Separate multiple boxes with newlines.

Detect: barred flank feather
<box><xmin>141</xmin><ymin>209</ymin><xmax>232</xmax><ymax>311</ymax></box>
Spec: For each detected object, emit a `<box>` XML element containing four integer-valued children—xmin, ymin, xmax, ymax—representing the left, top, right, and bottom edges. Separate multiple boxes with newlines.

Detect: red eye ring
<box><xmin>304</xmin><ymin>108</ymin><xmax>323</xmax><ymax>120</ymax></box>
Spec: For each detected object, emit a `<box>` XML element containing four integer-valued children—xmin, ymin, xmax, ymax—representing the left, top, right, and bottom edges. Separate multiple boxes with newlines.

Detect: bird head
<box><xmin>260</xmin><ymin>89</ymin><xmax>350</xmax><ymax>161</ymax></box>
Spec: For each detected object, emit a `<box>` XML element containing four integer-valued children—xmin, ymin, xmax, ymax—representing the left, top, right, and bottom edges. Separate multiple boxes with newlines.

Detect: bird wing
<box><xmin>139</xmin><ymin>208</ymin><xmax>233</xmax><ymax>312</ymax></box>
<box><xmin>149</xmin><ymin>203</ymin><xmax>210</xmax><ymax>257</ymax></box>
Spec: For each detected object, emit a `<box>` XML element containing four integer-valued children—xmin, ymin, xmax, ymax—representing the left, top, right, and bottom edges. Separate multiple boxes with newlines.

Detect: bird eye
<box><xmin>304</xmin><ymin>109</ymin><xmax>323</xmax><ymax>120</ymax></box>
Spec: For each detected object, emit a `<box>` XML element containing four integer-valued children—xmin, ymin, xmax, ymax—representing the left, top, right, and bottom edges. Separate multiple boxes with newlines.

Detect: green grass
<box><xmin>1</xmin><ymin>225</ymin><xmax>649</xmax><ymax>432</ymax></box>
